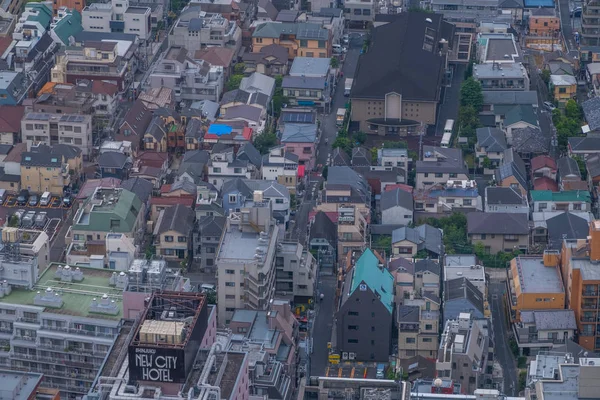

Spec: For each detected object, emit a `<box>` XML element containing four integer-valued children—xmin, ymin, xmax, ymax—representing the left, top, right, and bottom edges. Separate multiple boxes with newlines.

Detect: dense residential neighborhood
<box><xmin>1</xmin><ymin>0</ymin><xmax>600</xmax><ymax>400</ymax></box>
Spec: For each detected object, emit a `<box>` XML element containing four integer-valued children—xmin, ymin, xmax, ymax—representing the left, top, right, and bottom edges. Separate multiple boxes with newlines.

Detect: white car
<box><xmin>543</xmin><ymin>101</ymin><xmax>556</xmax><ymax>111</ymax></box>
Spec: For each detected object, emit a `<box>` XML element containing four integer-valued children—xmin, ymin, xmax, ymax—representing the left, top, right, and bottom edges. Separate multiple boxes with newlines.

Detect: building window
<box><xmin>225</xmin><ymin>269</ymin><xmax>235</xmax><ymax>274</ymax></box>
<box><xmin>300</xmin><ymin>39</ymin><xmax>308</xmax><ymax>47</ymax></box>
<box><xmin>423</xmin><ymin>338</ymin><xmax>433</xmax><ymax>342</ymax></box>
<box><xmin>348</xmin><ymin>325</ymin><xmax>358</xmax><ymax>330</ymax></box>
<box><xmin>164</xmin><ymin>236</ymin><xmax>174</xmax><ymax>242</ymax></box>
<box><xmin>229</xmin><ymin>194</ymin><xmax>236</xmax><ymax>203</ymax></box>
<box><xmin>348</xmin><ymin>339</ymin><xmax>358</xmax><ymax>343</ymax></box>
<box><xmin>225</xmin><ymin>282</ymin><xmax>235</xmax><ymax>287</ymax></box>
<box><xmin>177</xmin><ymin>236</ymin><xmax>187</xmax><ymax>242</ymax></box>
<box><xmin>406</xmin><ymin>338</ymin><xmax>416</xmax><ymax>343</ymax></box>
<box><xmin>425</xmin><ymin>324</ymin><xmax>433</xmax><ymax>330</ymax></box>
<box><xmin>348</xmin><ymin>311</ymin><xmax>358</xmax><ymax>316</ymax></box>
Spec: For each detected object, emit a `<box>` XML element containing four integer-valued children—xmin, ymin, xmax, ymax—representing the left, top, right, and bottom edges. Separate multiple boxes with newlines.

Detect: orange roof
<box><xmin>37</xmin><ymin>82</ymin><xmax>59</xmax><ymax>96</ymax></box>
<box><xmin>92</xmin><ymin>80</ymin><xmax>119</xmax><ymax>96</ymax></box>
<box><xmin>533</xmin><ymin>176</ymin><xmax>558</xmax><ymax>192</ymax></box>
<box><xmin>4</xmin><ymin>143</ymin><xmax>26</xmax><ymax>163</ymax></box>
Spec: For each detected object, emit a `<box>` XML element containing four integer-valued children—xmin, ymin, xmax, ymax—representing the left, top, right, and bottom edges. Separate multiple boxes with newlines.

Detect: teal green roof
<box><xmin>504</xmin><ymin>104</ymin><xmax>538</xmax><ymax>127</ymax></box>
<box><xmin>52</xmin><ymin>10</ymin><xmax>83</xmax><ymax>45</ymax></box>
<box><xmin>350</xmin><ymin>249</ymin><xmax>394</xmax><ymax>314</ymax></box>
<box><xmin>530</xmin><ymin>190</ymin><xmax>591</xmax><ymax>203</ymax></box>
<box><xmin>73</xmin><ymin>189</ymin><xmax>142</xmax><ymax>233</ymax></box>
<box><xmin>24</xmin><ymin>3</ymin><xmax>53</xmax><ymax>28</ymax></box>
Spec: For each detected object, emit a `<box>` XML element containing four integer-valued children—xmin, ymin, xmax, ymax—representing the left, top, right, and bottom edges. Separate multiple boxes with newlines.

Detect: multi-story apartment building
<box><xmin>0</xmin><ymin>262</ymin><xmax>124</xmax><ymax>399</ymax></box>
<box><xmin>512</xmin><ymin>309</ymin><xmax>577</xmax><ymax>355</ymax></box>
<box><xmin>216</xmin><ymin>200</ymin><xmax>279</xmax><ymax>326</ymax></box>
<box><xmin>317</xmin><ymin>166</ymin><xmax>371</xmax><ymax>256</ymax></box>
<box><xmin>149</xmin><ymin>46</ymin><xmax>224</xmax><ymax>103</ymax></box>
<box><xmin>275</xmin><ymin>241</ymin><xmax>316</xmax><ymax>301</ymax></box>
<box><xmin>0</xmin><ymin>228</ymin><xmax>49</xmax><ymax>287</ymax></box>
<box><xmin>397</xmin><ymin>305</ymin><xmax>440</xmax><ymax>359</ymax></box>
<box><xmin>252</xmin><ymin>22</ymin><xmax>331</xmax><ymax>60</ymax></box>
<box><xmin>51</xmin><ymin>40</ymin><xmax>136</xmax><ymax>91</ymax></box>
<box><xmin>507</xmin><ymin>255</ymin><xmax>566</xmax><ymax>323</ymax></box>
<box><xmin>20</xmin><ymin>152</ymin><xmax>70</xmax><ymax>196</ymax></box>
<box><xmin>581</xmin><ymin>0</ymin><xmax>600</xmax><ymax>46</ymax></box>
<box><xmin>430</xmin><ymin>0</ymin><xmax>500</xmax><ymax>33</ymax></box>
<box><xmin>343</xmin><ymin>0</ymin><xmax>374</xmax><ymax>27</ymax></box>
<box><xmin>436</xmin><ymin>313</ymin><xmax>491</xmax><ymax>394</ymax></box>
<box><xmin>53</xmin><ymin>0</ymin><xmax>85</xmax><ymax>16</ymax></box>
<box><xmin>21</xmin><ymin>113</ymin><xmax>92</xmax><ymax>159</ymax></box>
<box><xmin>82</xmin><ymin>0</ymin><xmax>151</xmax><ymax>40</ymax></box>
<box><xmin>473</xmin><ymin>63</ymin><xmax>530</xmax><ymax>91</ymax></box>
<box><xmin>169</xmin><ymin>6</ymin><xmax>242</xmax><ymax>55</ymax></box>
<box><xmin>207</xmin><ymin>148</ymin><xmax>254</xmax><ymax>191</ymax></box>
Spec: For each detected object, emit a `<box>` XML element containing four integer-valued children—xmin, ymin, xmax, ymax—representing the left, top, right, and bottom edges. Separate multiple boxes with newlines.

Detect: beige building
<box><xmin>20</xmin><ymin>152</ymin><xmax>70</xmax><ymax>196</ymax></box>
<box><xmin>21</xmin><ymin>112</ymin><xmax>92</xmax><ymax>158</ymax></box>
<box><xmin>153</xmin><ymin>204</ymin><xmax>195</xmax><ymax>261</ymax></box>
<box><xmin>467</xmin><ymin>212</ymin><xmax>530</xmax><ymax>254</ymax></box>
<box><xmin>397</xmin><ymin>305</ymin><xmax>440</xmax><ymax>359</ymax></box>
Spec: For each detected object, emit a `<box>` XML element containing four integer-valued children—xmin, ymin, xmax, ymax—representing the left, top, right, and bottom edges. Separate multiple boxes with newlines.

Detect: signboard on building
<box><xmin>128</xmin><ymin>346</ymin><xmax>187</xmax><ymax>383</ymax></box>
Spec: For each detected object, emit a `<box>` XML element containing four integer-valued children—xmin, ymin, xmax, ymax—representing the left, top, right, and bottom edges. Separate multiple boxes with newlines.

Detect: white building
<box><xmin>261</xmin><ymin>146</ymin><xmax>299</xmax><ymax>194</ymax></box>
<box><xmin>82</xmin><ymin>0</ymin><xmax>151</xmax><ymax>40</ymax></box>
<box><xmin>216</xmin><ymin>202</ymin><xmax>279</xmax><ymax>325</ymax></box>
<box><xmin>275</xmin><ymin>241</ymin><xmax>316</xmax><ymax>300</ymax></box>
<box><xmin>378</xmin><ymin>147</ymin><xmax>409</xmax><ymax>171</ymax></box>
<box><xmin>21</xmin><ymin>112</ymin><xmax>92</xmax><ymax>158</ymax></box>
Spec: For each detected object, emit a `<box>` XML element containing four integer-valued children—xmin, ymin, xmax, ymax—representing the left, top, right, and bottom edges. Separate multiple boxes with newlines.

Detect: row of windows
<box><xmin>422</xmin><ymin>172</ymin><xmax>459</xmax><ymax>178</ymax></box>
<box><xmin>163</xmin><ymin>235</ymin><xmax>187</xmax><ymax>242</ymax></box>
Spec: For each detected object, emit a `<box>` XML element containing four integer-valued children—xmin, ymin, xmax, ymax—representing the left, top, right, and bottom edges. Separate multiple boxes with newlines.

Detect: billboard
<box><xmin>128</xmin><ymin>346</ymin><xmax>186</xmax><ymax>383</ymax></box>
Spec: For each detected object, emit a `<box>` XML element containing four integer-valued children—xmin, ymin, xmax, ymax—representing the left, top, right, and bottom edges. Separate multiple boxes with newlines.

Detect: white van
<box><xmin>332</xmin><ymin>44</ymin><xmax>346</xmax><ymax>54</ymax></box>
<box><xmin>200</xmin><ymin>283</ymin><xmax>216</xmax><ymax>292</ymax></box>
<box><xmin>39</xmin><ymin>192</ymin><xmax>51</xmax><ymax>206</ymax></box>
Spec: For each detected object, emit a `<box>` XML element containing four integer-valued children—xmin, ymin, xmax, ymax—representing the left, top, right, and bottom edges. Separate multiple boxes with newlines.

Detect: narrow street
<box><xmin>309</xmin><ymin>275</ymin><xmax>337</xmax><ymax>376</ymax></box>
<box><xmin>489</xmin><ymin>282</ymin><xmax>518</xmax><ymax>396</ymax></box>
<box><xmin>557</xmin><ymin>0</ymin><xmax>579</xmax><ymax>58</ymax></box>
<box><xmin>526</xmin><ymin>53</ymin><xmax>557</xmax><ymax>158</ymax></box>
<box><xmin>435</xmin><ymin>63</ymin><xmax>466</xmax><ymax>136</ymax></box>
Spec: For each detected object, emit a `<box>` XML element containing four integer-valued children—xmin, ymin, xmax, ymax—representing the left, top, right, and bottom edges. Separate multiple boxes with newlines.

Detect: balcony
<box><xmin>583</xmin><ymin>290</ymin><xmax>599</xmax><ymax>297</ymax></box>
<box><xmin>582</xmin><ymin>302</ymin><xmax>598</xmax><ymax>310</ymax></box>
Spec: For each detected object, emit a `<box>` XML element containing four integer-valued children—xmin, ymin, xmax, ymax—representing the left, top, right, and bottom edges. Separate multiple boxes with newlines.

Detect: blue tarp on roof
<box><xmin>208</xmin><ymin>124</ymin><xmax>233</xmax><ymax>135</ymax></box>
<box><xmin>523</xmin><ymin>0</ymin><xmax>554</xmax><ymax>7</ymax></box>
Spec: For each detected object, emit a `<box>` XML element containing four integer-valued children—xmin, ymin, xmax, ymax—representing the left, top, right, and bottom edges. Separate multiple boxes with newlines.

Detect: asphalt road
<box><xmin>489</xmin><ymin>282</ymin><xmax>517</xmax><ymax>396</ymax></box>
<box><xmin>526</xmin><ymin>52</ymin><xmax>557</xmax><ymax>158</ymax></box>
<box><xmin>557</xmin><ymin>0</ymin><xmax>580</xmax><ymax>58</ymax></box>
<box><xmin>435</xmin><ymin>63</ymin><xmax>466</xmax><ymax>136</ymax></box>
<box><xmin>309</xmin><ymin>274</ymin><xmax>337</xmax><ymax>377</ymax></box>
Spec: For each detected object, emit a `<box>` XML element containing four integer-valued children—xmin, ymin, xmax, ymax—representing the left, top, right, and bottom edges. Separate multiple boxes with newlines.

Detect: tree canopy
<box><xmin>459</xmin><ymin>77</ymin><xmax>483</xmax><ymax>111</ymax></box>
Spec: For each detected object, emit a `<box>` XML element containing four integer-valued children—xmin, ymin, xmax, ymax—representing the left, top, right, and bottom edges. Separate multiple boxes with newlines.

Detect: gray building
<box><xmin>336</xmin><ymin>249</ymin><xmax>394</xmax><ymax>361</ymax></box>
<box><xmin>309</xmin><ymin>211</ymin><xmax>337</xmax><ymax>273</ymax></box>
<box><xmin>193</xmin><ymin>215</ymin><xmax>226</xmax><ymax>273</ymax></box>
<box><xmin>484</xmin><ymin>186</ymin><xmax>529</xmax><ymax>214</ymax></box>
<box><xmin>473</xmin><ymin>63</ymin><xmax>530</xmax><ymax>91</ymax></box>
<box><xmin>380</xmin><ymin>187</ymin><xmax>413</xmax><ymax>226</ymax></box>
<box><xmin>443</xmin><ymin>277</ymin><xmax>485</xmax><ymax>321</ymax></box>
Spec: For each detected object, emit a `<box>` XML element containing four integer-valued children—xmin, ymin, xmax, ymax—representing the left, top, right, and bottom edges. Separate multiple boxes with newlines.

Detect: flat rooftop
<box><xmin>572</xmin><ymin>259</ymin><xmax>600</xmax><ymax>281</ymax></box>
<box><xmin>443</xmin><ymin>265</ymin><xmax>485</xmax><ymax>282</ymax></box>
<box><xmin>515</xmin><ymin>257</ymin><xmax>564</xmax><ymax>294</ymax></box>
<box><xmin>218</xmin><ymin>228</ymin><xmax>272</xmax><ymax>262</ymax></box>
<box><xmin>0</xmin><ymin>369</ymin><xmax>43</xmax><ymax>400</ymax></box>
<box><xmin>538</xmin><ymin>364</ymin><xmax>579</xmax><ymax>400</ymax></box>
<box><xmin>486</xmin><ymin>37</ymin><xmax>518</xmax><ymax>62</ymax></box>
<box><xmin>1</xmin><ymin>263</ymin><xmax>123</xmax><ymax>320</ymax></box>
<box><xmin>125</xmin><ymin>6</ymin><xmax>148</xmax><ymax>13</ymax></box>
<box><xmin>474</xmin><ymin>62</ymin><xmax>527</xmax><ymax>79</ymax></box>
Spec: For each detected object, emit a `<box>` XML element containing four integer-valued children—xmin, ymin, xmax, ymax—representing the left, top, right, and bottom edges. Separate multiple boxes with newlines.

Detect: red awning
<box><xmin>298</xmin><ymin>165</ymin><xmax>305</xmax><ymax>178</ymax></box>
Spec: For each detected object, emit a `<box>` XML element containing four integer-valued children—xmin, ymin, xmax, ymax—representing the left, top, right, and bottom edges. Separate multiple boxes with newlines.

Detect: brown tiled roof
<box><xmin>0</xmin><ymin>106</ymin><xmax>25</xmax><ymax>133</ymax></box>
<box><xmin>120</xmin><ymin>99</ymin><xmax>152</xmax><ymax>136</ymax></box>
<box><xmin>92</xmin><ymin>80</ymin><xmax>118</xmax><ymax>96</ymax></box>
<box><xmin>194</xmin><ymin>47</ymin><xmax>235</xmax><ymax>68</ymax></box>
<box><xmin>4</xmin><ymin>143</ymin><xmax>26</xmax><ymax>163</ymax></box>
<box><xmin>150</xmin><ymin>196</ymin><xmax>195</xmax><ymax>207</ymax></box>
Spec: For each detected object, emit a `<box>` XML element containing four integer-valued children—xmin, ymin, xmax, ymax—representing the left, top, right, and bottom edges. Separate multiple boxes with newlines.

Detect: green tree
<box><xmin>205</xmin><ymin>289</ymin><xmax>217</xmax><ymax>305</ymax></box>
<box><xmin>458</xmin><ymin>105</ymin><xmax>481</xmax><ymax>138</ymax></box>
<box><xmin>254</xmin><ymin>131</ymin><xmax>278</xmax><ymax>154</ymax></box>
<box><xmin>322</xmin><ymin>165</ymin><xmax>328</xmax><ymax>180</ymax></box>
<box><xmin>370</xmin><ymin>147</ymin><xmax>378</xmax><ymax>165</ymax></box>
<box><xmin>354</xmin><ymin>131</ymin><xmax>367</xmax><ymax>145</ymax></box>
<box><xmin>482</xmin><ymin>156</ymin><xmax>491</xmax><ymax>169</ymax></box>
<box><xmin>573</xmin><ymin>155</ymin><xmax>588</xmax><ymax>180</ymax></box>
<box><xmin>8</xmin><ymin>215</ymin><xmax>18</xmax><ymax>227</ymax></box>
<box><xmin>226</xmin><ymin>74</ymin><xmax>243</xmax><ymax>91</ymax></box>
<box><xmin>422</xmin><ymin>212</ymin><xmax>470</xmax><ymax>254</ymax></box>
<box><xmin>233</xmin><ymin>63</ymin><xmax>246</xmax><ymax>75</ymax></box>
<box><xmin>541</xmin><ymin>69</ymin><xmax>551</xmax><ymax>84</ymax></box>
<box><xmin>565</xmin><ymin>99</ymin><xmax>582</xmax><ymax>121</ymax></box>
<box><xmin>460</xmin><ymin>77</ymin><xmax>483</xmax><ymax>111</ymax></box>
<box><xmin>332</xmin><ymin>137</ymin><xmax>353</xmax><ymax>155</ymax></box>
<box><xmin>330</xmin><ymin>57</ymin><xmax>339</xmax><ymax>69</ymax></box>
<box><xmin>382</xmin><ymin>140</ymin><xmax>407</xmax><ymax>148</ymax></box>
<box><xmin>374</xmin><ymin>236</ymin><xmax>392</xmax><ymax>255</ymax></box>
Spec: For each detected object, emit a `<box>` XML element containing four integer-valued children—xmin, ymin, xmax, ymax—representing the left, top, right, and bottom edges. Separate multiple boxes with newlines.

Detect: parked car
<box><xmin>22</xmin><ymin>211</ymin><xmax>36</xmax><ymax>228</ymax></box>
<box><xmin>28</xmin><ymin>194</ymin><xmax>39</xmax><ymax>207</ymax></box>
<box><xmin>544</xmin><ymin>101</ymin><xmax>556</xmax><ymax>111</ymax></box>
<box><xmin>16</xmin><ymin>189</ymin><xmax>29</xmax><ymax>206</ymax></box>
<box><xmin>62</xmin><ymin>195</ymin><xmax>72</xmax><ymax>207</ymax></box>
<box><xmin>34</xmin><ymin>211</ymin><xmax>47</xmax><ymax>229</ymax></box>
<box><xmin>571</xmin><ymin>7</ymin><xmax>582</xmax><ymax>17</ymax></box>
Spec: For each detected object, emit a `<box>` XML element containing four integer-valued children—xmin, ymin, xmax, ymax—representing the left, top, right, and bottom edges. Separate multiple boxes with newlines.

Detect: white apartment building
<box><xmin>169</xmin><ymin>6</ymin><xmax>242</xmax><ymax>55</ymax></box>
<box><xmin>82</xmin><ymin>0</ymin><xmax>151</xmax><ymax>40</ymax></box>
<box><xmin>21</xmin><ymin>112</ymin><xmax>92</xmax><ymax>158</ymax></box>
<box><xmin>150</xmin><ymin>46</ymin><xmax>224</xmax><ymax>102</ymax></box>
<box><xmin>0</xmin><ymin>228</ymin><xmax>49</xmax><ymax>288</ymax></box>
<box><xmin>216</xmin><ymin>202</ymin><xmax>279</xmax><ymax>326</ymax></box>
<box><xmin>275</xmin><ymin>241</ymin><xmax>316</xmax><ymax>300</ymax></box>
<box><xmin>378</xmin><ymin>147</ymin><xmax>409</xmax><ymax>171</ymax></box>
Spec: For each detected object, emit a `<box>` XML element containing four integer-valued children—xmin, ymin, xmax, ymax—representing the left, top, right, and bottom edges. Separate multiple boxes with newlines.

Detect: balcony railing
<box><xmin>582</xmin><ymin>303</ymin><xmax>598</xmax><ymax>310</ymax></box>
<box><xmin>583</xmin><ymin>291</ymin><xmax>599</xmax><ymax>297</ymax></box>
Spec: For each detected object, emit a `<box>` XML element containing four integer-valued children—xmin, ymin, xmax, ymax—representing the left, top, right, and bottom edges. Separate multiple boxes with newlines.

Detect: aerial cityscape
<box><xmin>0</xmin><ymin>0</ymin><xmax>599</xmax><ymax>399</ymax></box>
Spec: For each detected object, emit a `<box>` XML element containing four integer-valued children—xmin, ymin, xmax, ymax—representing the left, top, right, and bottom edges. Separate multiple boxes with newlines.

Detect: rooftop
<box><xmin>513</xmin><ymin>256</ymin><xmax>564</xmax><ymax>294</ymax></box>
<box><xmin>481</xmin><ymin>34</ymin><xmax>520</xmax><ymax>62</ymax></box>
<box><xmin>0</xmin><ymin>369</ymin><xmax>43</xmax><ymax>400</ymax></box>
<box><xmin>1</xmin><ymin>263</ymin><xmax>123</xmax><ymax>320</ymax></box>
<box><xmin>217</xmin><ymin>226</ymin><xmax>274</xmax><ymax>262</ymax></box>
<box><xmin>473</xmin><ymin>62</ymin><xmax>528</xmax><ymax>79</ymax></box>
<box><xmin>530</xmin><ymin>190</ymin><xmax>591</xmax><ymax>203</ymax></box>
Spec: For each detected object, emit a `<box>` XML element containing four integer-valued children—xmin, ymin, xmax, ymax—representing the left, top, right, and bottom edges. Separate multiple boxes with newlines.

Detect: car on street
<box><xmin>17</xmin><ymin>189</ymin><xmax>29</xmax><ymax>206</ymax></box>
<box><xmin>571</xmin><ymin>7</ymin><xmax>582</xmax><ymax>17</ymax></box>
<box><xmin>28</xmin><ymin>194</ymin><xmax>39</xmax><ymax>207</ymax></box>
<box><xmin>543</xmin><ymin>101</ymin><xmax>556</xmax><ymax>111</ymax></box>
<box><xmin>62</xmin><ymin>195</ymin><xmax>72</xmax><ymax>207</ymax></box>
